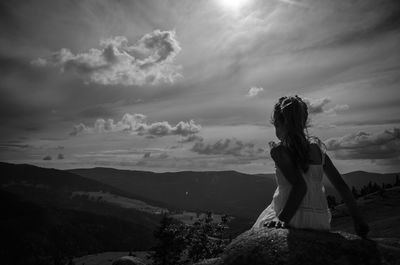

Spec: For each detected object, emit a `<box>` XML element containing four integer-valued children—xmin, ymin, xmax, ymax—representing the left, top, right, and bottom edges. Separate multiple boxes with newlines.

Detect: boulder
<box><xmin>111</xmin><ymin>256</ymin><xmax>146</xmax><ymax>265</ymax></box>
<box><xmin>195</xmin><ymin>227</ymin><xmax>398</xmax><ymax>265</ymax></box>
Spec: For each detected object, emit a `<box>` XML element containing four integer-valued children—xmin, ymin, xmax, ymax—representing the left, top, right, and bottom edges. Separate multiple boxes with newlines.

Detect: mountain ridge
<box><xmin>69</xmin><ymin>166</ymin><xmax>399</xmax><ymax>220</ymax></box>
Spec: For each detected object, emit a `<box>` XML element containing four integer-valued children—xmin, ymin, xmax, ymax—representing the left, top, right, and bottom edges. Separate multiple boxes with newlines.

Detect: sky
<box><xmin>0</xmin><ymin>0</ymin><xmax>399</xmax><ymax>174</ymax></box>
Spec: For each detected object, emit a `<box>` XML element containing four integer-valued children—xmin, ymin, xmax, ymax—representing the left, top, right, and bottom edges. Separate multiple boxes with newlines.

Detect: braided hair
<box><xmin>271</xmin><ymin>95</ymin><xmax>311</xmax><ymax>172</ymax></box>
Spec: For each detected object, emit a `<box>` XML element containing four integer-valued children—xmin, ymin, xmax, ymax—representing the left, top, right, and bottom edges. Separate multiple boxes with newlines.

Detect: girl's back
<box><xmin>253</xmin><ymin>142</ymin><xmax>331</xmax><ymax>230</ymax></box>
<box><xmin>274</xmin><ymin>143</ymin><xmax>331</xmax><ymax>230</ymax></box>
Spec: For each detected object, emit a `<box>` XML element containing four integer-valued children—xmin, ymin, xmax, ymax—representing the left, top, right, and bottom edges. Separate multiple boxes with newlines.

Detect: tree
<box><xmin>67</xmin><ymin>257</ymin><xmax>75</xmax><ymax>265</ymax></box>
<box><xmin>152</xmin><ymin>213</ymin><xmax>230</xmax><ymax>265</ymax></box>
<box><xmin>351</xmin><ymin>186</ymin><xmax>359</xmax><ymax>198</ymax></box>
<box><xmin>152</xmin><ymin>215</ymin><xmax>186</xmax><ymax>265</ymax></box>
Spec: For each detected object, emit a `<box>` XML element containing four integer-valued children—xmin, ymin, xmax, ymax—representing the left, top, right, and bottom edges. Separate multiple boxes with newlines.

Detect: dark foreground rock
<box><xmin>112</xmin><ymin>256</ymin><xmax>146</xmax><ymax>265</ymax></box>
<box><xmin>195</xmin><ymin>228</ymin><xmax>400</xmax><ymax>265</ymax></box>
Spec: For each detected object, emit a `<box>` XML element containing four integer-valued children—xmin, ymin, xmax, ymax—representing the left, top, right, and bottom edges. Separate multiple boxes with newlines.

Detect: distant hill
<box><xmin>324</xmin><ymin>171</ymin><xmax>399</xmax><ymax>201</ymax></box>
<box><xmin>0</xmin><ymin>162</ymin><xmax>167</xmax><ymax>208</ymax></box>
<box><xmin>71</xmin><ymin>167</ymin><xmax>399</xmax><ymax>221</ymax></box>
<box><xmin>341</xmin><ymin>171</ymin><xmax>398</xmax><ymax>189</ymax></box>
<box><xmin>4</xmin><ymin>162</ymin><xmax>398</xmax><ymax>264</ymax></box>
<box><xmin>70</xmin><ymin>168</ymin><xmax>277</xmax><ymax>220</ymax></box>
<box><xmin>0</xmin><ymin>162</ymin><xmax>165</xmax><ymax>264</ymax></box>
<box><xmin>0</xmin><ymin>190</ymin><xmax>157</xmax><ymax>265</ymax></box>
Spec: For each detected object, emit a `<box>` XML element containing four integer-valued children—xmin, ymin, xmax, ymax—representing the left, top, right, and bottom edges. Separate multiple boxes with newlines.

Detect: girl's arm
<box><xmin>323</xmin><ymin>154</ymin><xmax>369</xmax><ymax>238</ymax></box>
<box><xmin>270</xmin><ymin>146</ymin><xmax>308</xmax><ymax>224</ymax></box>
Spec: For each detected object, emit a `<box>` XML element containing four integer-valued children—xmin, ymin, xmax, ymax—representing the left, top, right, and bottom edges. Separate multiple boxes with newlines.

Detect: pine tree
<box><xmin>351</xmin><ymin>186</ymin><xmax>359</xmax><ymax>198</ymax></box>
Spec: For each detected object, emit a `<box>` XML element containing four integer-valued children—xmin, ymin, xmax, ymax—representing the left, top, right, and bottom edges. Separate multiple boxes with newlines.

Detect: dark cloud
<box><xmin>335</xmin><ymin>118</ymin><xmax>400</xmax><ymax>127</ymax></box>
<box><xmin>70</xmin><ymin>113</ymin><xmax>201</xmax><ymax>138</ymax></box>
<box><xmin>322</xmin><ymin>0</ymin><xmax>400</xmax><ymax>47</ymax></box>
<box><xmin>0</xmin><ymin>2</ymin><xmax>23</xmax><ymax>42</ymax></box>
<box><xmin>33</xmin><ymin>30</ymin><xmax>182</xmax><ymax>86</ymax></box>
<box><xmin>178</xmin><ymin>135</ymin><xmax>204</xmax><ymax>143</ymax></box>
<box><xmin>325</xmin><ymin>128</ymin><xmax>400</xmax><ymax>160</ymax></box>
<box><xmin>136</xmin><ymin>151</ymin><xmax>169</xmax><ymax>167</ymax></box>
<box><xmin>78</xmin><ymin>105</ymin><xmax>115</xmax><ymax>118</ymax></box>
<box><xmin>43</xmin><ymin>155</ymin><xmax>52</xmax><ymax>160</ymax></box>
<box><xmin>70</xmin><ymin>123</ymin><xmax>87</xmax><ymax>136</ymax></box>
<box><xmin>0</xmin><ymin>143</ymin><xmax>30</xmax><ymax>148</ymax></box>
<box><xmin>191</xmin><ymin>138</ymin><xmax>265</xmax><ymax>158</ymax></box>
<box><xmin>0</xmin><ymin>143</ymin><xmax>31</xmax><ymax>151</ymax></box>
<box><xmin>0</xmin><ymin>57</ymin><xmax>53</xmax><ymax>118</ymax></box>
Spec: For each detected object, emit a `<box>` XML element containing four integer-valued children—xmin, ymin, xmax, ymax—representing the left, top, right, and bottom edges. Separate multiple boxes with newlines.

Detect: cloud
<box><xmin>325</xmin><ymin>104</ymin><xmax>350</xmax><ymax>114</ymax></box>
<box><xmin>70</xmin><ymin>113</ymin><xmax>201</xmax><ymax>138</ymax></box>
<box><xmin>43</xmin><ymin>155</ymin><xmax>52</xmax><ymax>160</ymax></box>
<box><xmin>191</xmin><ymin>138</ymin><xmax>265</xmax><ymax>158</ymax></box>
<box><xmin>178</xmin><ymin>135</ymin><xmax>204</xmax><ymax>143</ymax></box>
<box><xmin>141</xmin><ymin>152</ymin><xmax>168</xmax><ymax>160</ymax></box>
<box><xmin>303</xmin><ymin>97</ymin><xmax>331</xmax><ymax>114</ymax></box>
<box><xmin>325</xmin><ymin>128</ymin><xmax>400</xmax><ymax>160</ymax></box>
<box><xmin>138</xmin><ymin>120</ymin><xmax>201</xmax><ymax>137</ymax></box>
<box><xmin>246</xmin><ymin>87</ymin><xmax>264</xmax><ymax>98</ymax></box>
<box><xmin>70</xmin><ymin>123</ymin><xmax>88</xmax><ymax>136</ymax></box>
<box><xmin>0</xmin><ymin>143</ymin><xmax>31</xmax><ymax>149</ymax></box>
<box><xmin>303</xmin><ymin>97</ymin><xmax>349</xmax><ymax>115</ymax></box>
<box><xmin>32</xmin><ymin>30</ymin><xmax>182</xmax><ymax>86</ymax></box>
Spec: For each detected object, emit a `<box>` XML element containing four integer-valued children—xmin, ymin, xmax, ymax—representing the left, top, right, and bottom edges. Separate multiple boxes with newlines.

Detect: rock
<box><xmin>111</xmin><ymin>256</ymin><xmax>146</xmax><ymax>265</ymax></box>
<box><xmin>196</xmin><ymin>228</ymin><xmax>391</xmax><ymax>265</ymax></box>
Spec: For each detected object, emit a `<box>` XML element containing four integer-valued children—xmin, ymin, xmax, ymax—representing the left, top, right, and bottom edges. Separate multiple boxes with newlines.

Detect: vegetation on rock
<box><xmin>152</xmin><ymin>212</ymin><xmax>231</xmax><ymax>265</ymax></box>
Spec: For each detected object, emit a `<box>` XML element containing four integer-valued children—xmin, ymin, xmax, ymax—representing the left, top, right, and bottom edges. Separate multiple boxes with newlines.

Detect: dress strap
<box><xmin>320</xmin><ymin>145</ymin><xmax>326</xmax><ymax>166</ymax></box>
<box><xmin>308</xmin><ymin>136</ymin><xmax>326</xmax><ymax>166</ymax></box>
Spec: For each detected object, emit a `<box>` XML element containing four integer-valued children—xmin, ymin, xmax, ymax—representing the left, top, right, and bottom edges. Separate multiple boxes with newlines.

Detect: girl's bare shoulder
<box><xmin>269</xmin><ymin>142</ymin><xmax>291</xmax><ymax>162</ymax></box>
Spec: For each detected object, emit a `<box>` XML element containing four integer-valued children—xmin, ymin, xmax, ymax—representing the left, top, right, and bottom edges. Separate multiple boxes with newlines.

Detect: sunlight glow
<box><xmin>217</xmin><ymin>0</ymin><xmax>251</xmax><ymax>12</ymax></box>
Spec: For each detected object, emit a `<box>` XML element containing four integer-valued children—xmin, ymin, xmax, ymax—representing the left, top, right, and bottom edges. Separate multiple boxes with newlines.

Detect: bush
<box><xmin>152</xmin><ymin>212</ymin><xmax>231</xmax><ymax>265</ymax></box>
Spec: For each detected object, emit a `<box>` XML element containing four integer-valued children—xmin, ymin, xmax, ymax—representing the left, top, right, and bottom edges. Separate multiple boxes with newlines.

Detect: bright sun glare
<box><xmin>217</xmin><ymin>0</ymin><xmax>250</xmax><ymax>12</ymax></box>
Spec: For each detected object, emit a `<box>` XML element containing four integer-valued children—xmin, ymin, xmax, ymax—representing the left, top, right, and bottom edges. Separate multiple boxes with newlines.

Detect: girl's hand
<box><xmin>263</xmin><ymin>218</ymin><xmax>290</xmax><ymax>229</ymax></box>
<box><xmin>354</xmin><ymin>219</ymin><xmax>369</xmax><ymax>238</ymax></box>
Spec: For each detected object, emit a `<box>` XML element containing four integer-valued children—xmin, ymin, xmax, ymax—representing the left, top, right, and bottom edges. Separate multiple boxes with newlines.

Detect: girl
<box><xmin>253</xmin><ymin>95</ymin><xmax>369</xmax><ymax>238</ymax></box>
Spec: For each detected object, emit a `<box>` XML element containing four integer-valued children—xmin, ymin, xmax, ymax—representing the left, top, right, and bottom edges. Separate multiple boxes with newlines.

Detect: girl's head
<box><xmin>271</xmin><ymin>95</ymin><xmax>310</xmax><ymax>171</ymax></box>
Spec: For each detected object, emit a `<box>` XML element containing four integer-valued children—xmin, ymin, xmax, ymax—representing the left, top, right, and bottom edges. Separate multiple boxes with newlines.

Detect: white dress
<box><xmin>253</xmin><ymin>145</ymin><xmax>331</xmax><ymax>230</ymax></box>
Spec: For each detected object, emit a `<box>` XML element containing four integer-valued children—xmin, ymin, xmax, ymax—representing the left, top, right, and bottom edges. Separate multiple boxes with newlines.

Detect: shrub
<box><xmin>152</xmin><ymin>212</ymin><xmax>230</xmax><ymax>265</ymax></box>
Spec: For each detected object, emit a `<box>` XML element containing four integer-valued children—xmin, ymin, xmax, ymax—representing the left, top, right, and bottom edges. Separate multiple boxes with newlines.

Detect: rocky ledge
<box><xmin>195</xmin><ymin>228</ymin><xmax>400</xmax><ymax>265</ymax></box>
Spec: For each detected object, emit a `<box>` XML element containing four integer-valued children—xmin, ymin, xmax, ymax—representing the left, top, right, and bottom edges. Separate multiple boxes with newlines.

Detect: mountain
<box><xmin>341</xmin><ymin>171</ymin><xmax>398</xmax><ymax>189</ymax></box>
<box><xmin>323</xmin><ymin>171</ymin><xmax>399</xmax><ymax>201</ymax></box>
<box><xmin>71</xmin><ymin>167</ymin><xmax>399</xmax><ymax>220</ymax></box>
<box><xmin>0</xmin><ymin>162</ymin><xmax>167</xmax><ymax>208</ymax></box>
<box><xmin>0</xmin><ymin>189</ymin><xmax>158</xmax><ymax>265</ymax></box>
<box><xmin>70</xmin><ymin>168</ymin><xmax>277</xmax><ymax>220</ymax></box>
<box><xmin>0</xmin><ymin>162</ymin><xmax>165</xmax><ymax>265</ymax></box>
<box><xmin>3</xmin><ymin>162</ymin><xmax>398</xmax><ymax>264</ymax></box>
